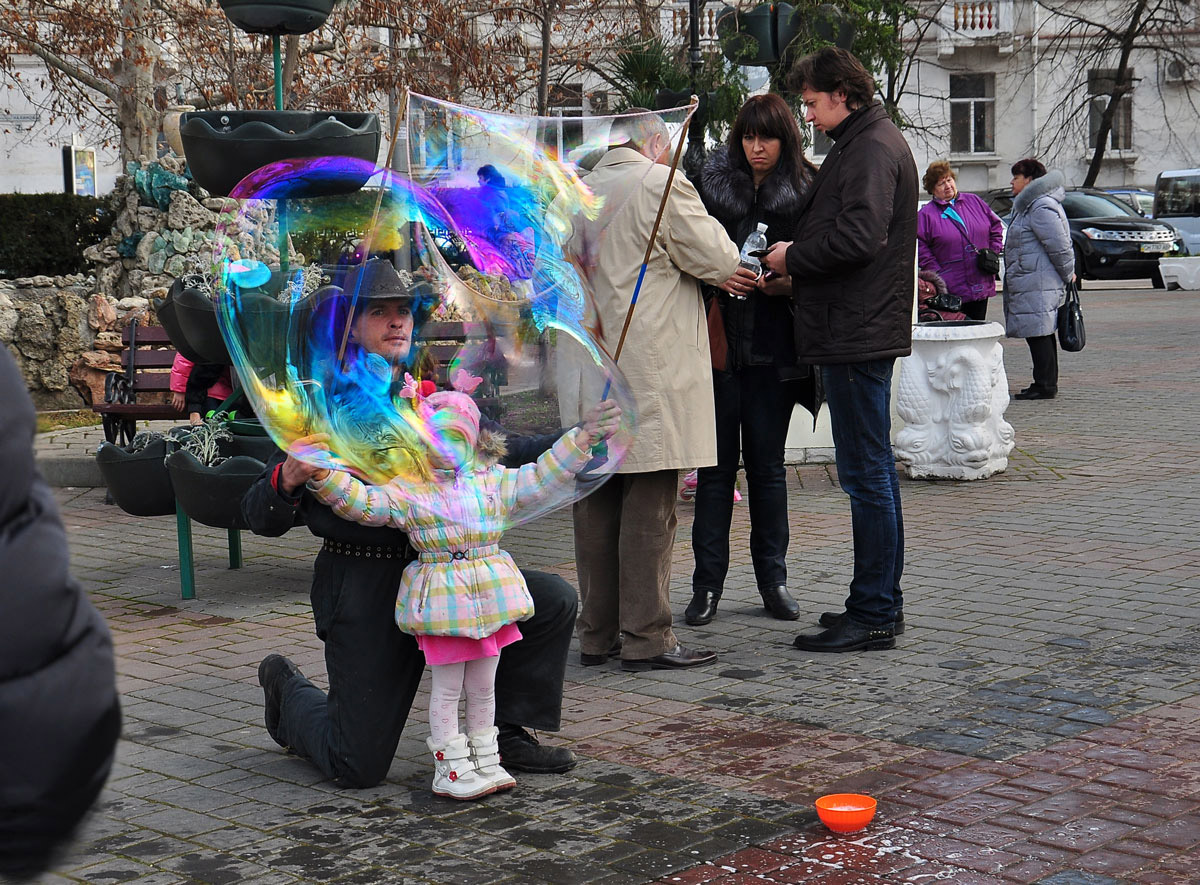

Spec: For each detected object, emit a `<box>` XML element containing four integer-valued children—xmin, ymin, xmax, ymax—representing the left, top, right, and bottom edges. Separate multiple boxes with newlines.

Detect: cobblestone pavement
<box><xmin>34</xmin><ymin>282</ymin><xmax>1200</xmax><ymax>883</ymax></box>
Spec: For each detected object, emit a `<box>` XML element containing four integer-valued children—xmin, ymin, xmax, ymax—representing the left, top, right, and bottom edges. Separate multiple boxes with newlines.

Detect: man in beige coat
<box><xmin>561</xmin><ymin>112</ymin><xmax>758</xmax><ymax>672</ymax></box>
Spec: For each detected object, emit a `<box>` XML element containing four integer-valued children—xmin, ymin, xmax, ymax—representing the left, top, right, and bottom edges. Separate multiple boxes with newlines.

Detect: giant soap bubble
<box><xmin>208</xmin><ymin>94</ymin><xmax>697</xmax><ymax>529</ymax></box>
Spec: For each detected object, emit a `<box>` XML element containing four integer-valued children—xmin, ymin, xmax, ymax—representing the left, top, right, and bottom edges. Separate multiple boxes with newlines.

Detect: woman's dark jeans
<box><xmin>820</xmin><ymin>360</ymin><xmax>904</xmax><ymax>628</ymax></box>
<box><xmin>692</xmin><ymin>365</ymin><xmax>795</xmax><ymax>594</ymax></box>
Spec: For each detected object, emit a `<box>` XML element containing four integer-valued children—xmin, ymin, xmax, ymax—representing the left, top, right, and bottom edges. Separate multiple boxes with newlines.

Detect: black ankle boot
<box><xmin>684</xmin><ymin>589</ymin><xmax>720</xmax><ymax>626</ymax></box>
<box><xmin>759</xmin><ymin>585</ymin><xmax>800</xmax><ymax>620</ymax></box>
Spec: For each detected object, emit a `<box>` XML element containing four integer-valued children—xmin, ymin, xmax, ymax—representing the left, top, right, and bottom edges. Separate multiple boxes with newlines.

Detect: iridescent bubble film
<box><xmin>205</xmin><ymin>95</ymin><xmax>696</xmax><ymax>529</ymax></box>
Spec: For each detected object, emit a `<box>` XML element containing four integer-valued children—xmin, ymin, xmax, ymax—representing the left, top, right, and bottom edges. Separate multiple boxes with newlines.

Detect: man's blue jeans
<box><xmin>820</xmin><ymin>360</ymin><xmax>904</xmax><ymax>627</ymax></box>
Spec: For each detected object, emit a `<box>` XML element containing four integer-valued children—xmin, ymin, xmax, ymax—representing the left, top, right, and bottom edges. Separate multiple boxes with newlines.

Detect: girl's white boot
<box><xmin>427</xmin><ymin>734</ymin><xmax>495</xmax><ymax>800</ymax></box>
<box><xmin>468</xmin><ymin>726</ymin><xmax>517</xmax><ymax>792</ymax></box>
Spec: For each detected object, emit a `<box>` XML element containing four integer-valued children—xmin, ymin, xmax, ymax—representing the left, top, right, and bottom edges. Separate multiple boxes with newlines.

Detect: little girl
<box><xmin>304</xmin><ymin>371</ymin><xmax>618</xmax><ymax>800</ymax></box>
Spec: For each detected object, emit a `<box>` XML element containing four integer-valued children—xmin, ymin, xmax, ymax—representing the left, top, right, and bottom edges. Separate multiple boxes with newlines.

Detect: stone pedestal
<box><xmin>895</xmin><ymin>321</ymin><xmax>1014</xmax><ymax>480</ymax></box>
<box><xmin>1158</xmin><ymin>256</ymin><xmax>1200</xmax><ymax>290</ymax></box>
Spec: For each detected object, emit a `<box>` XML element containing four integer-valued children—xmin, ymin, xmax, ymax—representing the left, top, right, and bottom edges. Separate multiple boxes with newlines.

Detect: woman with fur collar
<box><xmin>685</xmin><ymin>93</ymin><xmax>817</xmax><ymax>628</ymax></box>
<box><xmin>1003</xmin><ymin>158</ymin><xmax>1075</xmax><ymax>400</ymax></box>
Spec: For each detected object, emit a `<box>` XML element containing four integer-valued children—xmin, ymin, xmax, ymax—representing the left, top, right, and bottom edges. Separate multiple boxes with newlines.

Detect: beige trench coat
<box><xmin>557</xmin><ymin>148</ymin><xmax>740</xmax><ymax>473</ymax></box>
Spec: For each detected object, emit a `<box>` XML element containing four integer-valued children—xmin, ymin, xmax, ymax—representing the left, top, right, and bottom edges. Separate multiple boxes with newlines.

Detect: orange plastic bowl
<box><xmin>815</xmin><ymin>793</ymin><xmax>877</xmax><ymax>833</ymax></box>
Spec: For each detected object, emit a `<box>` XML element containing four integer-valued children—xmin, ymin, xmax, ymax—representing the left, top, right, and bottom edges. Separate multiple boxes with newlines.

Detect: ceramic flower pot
<box><xmin>165</xmin><ymin>449</ymin><xmax>266</xmax><ymax>530</ymax></box>
<box><xmin>96</xmin><ymin>437</ymin><xmax>176</xmax><ymax>517</ymax></box>
<box><xmin>217</xmin><ymin>0</ymin><xmax>336</xmax><ymax>35</ymax></box>
<box><xmin>179</xmin><ymin>111</ymin><xmax>380</xmax><ymax>198</ymax></box>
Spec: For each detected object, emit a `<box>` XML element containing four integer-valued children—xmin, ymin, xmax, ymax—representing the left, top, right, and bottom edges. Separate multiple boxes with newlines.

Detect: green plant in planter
<box><xmin>178</xmin><ymin>412</ymin><xmax>234</xmax><ymax>466</ymax></box>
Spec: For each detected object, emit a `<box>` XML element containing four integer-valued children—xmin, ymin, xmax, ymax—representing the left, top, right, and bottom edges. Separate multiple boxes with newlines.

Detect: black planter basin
<box><xmin>172</xmin><ymin>285</ymin><xmax>232</xmax><ymax>365</ymax></box>
<box><xmin>166</xmin><ymin>450</ymin><xmax>266</xmax><ymax>529</ymax></box>
<box><xmin>179</xmin><ymin>111</ymin><xmax>380</xmax><ymax>197</ymax></box>
<box><xmin>228</xmin><ymin>418</ymin><xmax>280</xmax><ymax>462</ymax></box>
<box><xmin>96</xmin><ymin>438</ymin><xmax>177</xmax><ymax>517</ymax></box>
<box><xmin>217</xmin><ymin>0</ymin><xmax>335</xmax><ymax>35</ymax></box>
<box><xmin>156</xmin><ymin>278</ymin><xmax>210</xmax><ymax>364</ymax></box>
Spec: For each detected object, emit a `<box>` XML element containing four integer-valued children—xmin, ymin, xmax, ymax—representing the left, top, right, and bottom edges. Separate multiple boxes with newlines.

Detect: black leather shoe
<box><xmin>496</xmin><ymin>725</ymin><xmax>577</xmax><ymax>773</ymax></box>
<box><xmin>1013</xmin><ymin>386</ymin><xmax>1056</xmax><ymax>400</ymax></box>
<box><xmin>684</xmin><ymin>590</ymin><xmax>721</xmax><ymax>626</ymax></box>
<box><xmin>759</xmin><ymin>585</ymin><xmax>800</xmax><ymax>620</ymax></box>
<box><xmin>258</xmin><ymin>654</ymin><xmax>301</xmax><ymax>748</ymax></box>
<box><xmin>580</xmin><ymin>638</ymin><xmax>623</xmax><ymax>666</ymax></box>
<box><xmin>793</xmin><ymin>617</ymin><xmax>895</xmax><ymax>652</ymax></box>
<box><xmin>622</xmin><ymin>644</ymin><xmax>716</xmax><ymax>672</ymax></box>
<box><xmin>819</xmin><ymin>609</ymin><xmax>905</xmax><ymax>635</ymax></box>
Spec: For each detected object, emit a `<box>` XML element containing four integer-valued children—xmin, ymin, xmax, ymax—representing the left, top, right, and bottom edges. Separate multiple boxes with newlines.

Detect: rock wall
<box><xmin>3</xmin><ymin>155</ymin><xmax>244</xmax><ymax>410</ymax></box>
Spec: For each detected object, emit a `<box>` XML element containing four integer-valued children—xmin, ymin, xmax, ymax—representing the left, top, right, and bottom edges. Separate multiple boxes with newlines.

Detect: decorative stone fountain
<box><xmin>178</xmin><ymin>0</ymin><xmax>380</xmax><ymax>199</ymax></box>
<box><xmin>894</xmin><ymin>321</ymin><xmax>1015</xmax><ymax>481</ymax></box>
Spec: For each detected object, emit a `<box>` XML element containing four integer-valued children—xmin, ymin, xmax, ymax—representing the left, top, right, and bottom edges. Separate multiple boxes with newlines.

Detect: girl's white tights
<box><xmin>428</xmin><ymin>656</ymin><xmax>500</xmax><ymax>745</ymax></box>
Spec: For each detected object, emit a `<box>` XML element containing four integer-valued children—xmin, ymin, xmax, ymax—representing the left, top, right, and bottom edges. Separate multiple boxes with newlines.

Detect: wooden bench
<box><xmin>422</xmin><ymin>321</ymin><xmax>505</xmax><ymax>419</ymax></box>
<box><xmin>92</xmin><ymin>319</ymin><xmax>184</xmax><ymax>446</ymax></box>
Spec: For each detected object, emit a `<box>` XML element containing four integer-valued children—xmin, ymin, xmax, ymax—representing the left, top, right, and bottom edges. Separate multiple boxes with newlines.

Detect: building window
<box><xmin>949</xmin><ymin>73</ymin><xmax>995</xmax><ymax>153</ymax></box>
<box><xmin>545</xmin><ymin>82</ymin><xmax>584</xmax><ymax>157</ymax></box>
<box><xmin>1088</xmin><ymin>69</ymin><xmax>1133</xmax><ymax>150</ymax></box>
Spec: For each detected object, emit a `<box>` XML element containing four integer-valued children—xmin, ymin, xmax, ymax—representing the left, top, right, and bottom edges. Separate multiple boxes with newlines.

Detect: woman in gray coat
<box><xmin>1002</xmin><ymin>158</ymin><xmax>1075</xmax><ymax>400</ymax></box>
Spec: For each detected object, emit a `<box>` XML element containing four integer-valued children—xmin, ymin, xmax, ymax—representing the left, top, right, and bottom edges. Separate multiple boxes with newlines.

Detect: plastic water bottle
<box><xmin>734</xmin><ymin>223</ymin><xmax>769</xmax><ymax>299</ymax></box>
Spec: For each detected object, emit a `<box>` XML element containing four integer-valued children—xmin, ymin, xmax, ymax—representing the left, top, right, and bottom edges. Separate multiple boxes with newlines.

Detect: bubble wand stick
<box><xmin>599</xmin><ymin>96</ymin><xmax>697</xmax><ymax>403</ymax></box>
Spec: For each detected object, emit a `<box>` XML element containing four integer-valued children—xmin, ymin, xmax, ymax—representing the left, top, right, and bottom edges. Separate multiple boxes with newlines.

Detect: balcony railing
<box><xmin>938</xmin><ymin>0</ymin><xmax>1015</xmax><ymax>55</ymax></box>
<box><xmin>660</xmin><ymin>2</ymin><xmax>722</xmax><ymax>46</ymax></box>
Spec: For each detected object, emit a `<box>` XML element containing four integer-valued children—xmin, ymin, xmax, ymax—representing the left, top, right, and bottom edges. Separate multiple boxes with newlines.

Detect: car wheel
<box><xmin>1151</xmin><ymin>267</ymin><xmax>1165</xmax><ymax>289</ymax></box>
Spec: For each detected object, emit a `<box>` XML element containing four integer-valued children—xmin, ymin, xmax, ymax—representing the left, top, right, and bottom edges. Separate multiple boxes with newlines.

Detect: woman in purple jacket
<box><xmin>917</xmin><ymin>161</ymin><xmax>1005</xmax><ymax>320</ymax></box>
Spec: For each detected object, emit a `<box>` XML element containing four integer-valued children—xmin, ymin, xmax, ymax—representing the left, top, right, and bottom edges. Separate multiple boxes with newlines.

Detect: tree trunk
<box><xmin>115</xmin><ymin>0</ymin><xmax>160</xmax><ymax>163</ymax></box>
<box><xmin>1082</xmin><ymin>0</ymin><xmax>1146</xmax><ymax>187</ymax></box>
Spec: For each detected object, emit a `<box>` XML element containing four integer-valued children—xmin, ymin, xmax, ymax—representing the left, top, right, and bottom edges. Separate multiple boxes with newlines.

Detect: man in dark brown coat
<box><xmin>763</xmin><ymin>47</ymin><xmax>917</xmax><ymax>653</ymax></box>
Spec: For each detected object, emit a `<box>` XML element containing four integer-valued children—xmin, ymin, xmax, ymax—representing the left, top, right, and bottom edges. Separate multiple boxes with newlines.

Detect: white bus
<box><xmin>1154</xmin><ymin>169</ymin><xmax>1200</xmax><ymax>255</ymax></box>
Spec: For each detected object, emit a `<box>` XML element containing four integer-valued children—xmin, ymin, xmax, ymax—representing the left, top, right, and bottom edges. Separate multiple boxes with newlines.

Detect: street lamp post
<box><xmin>684</xmin><ymin>0</ymin><xmax>707</xmax><ymax>179</ymax></box>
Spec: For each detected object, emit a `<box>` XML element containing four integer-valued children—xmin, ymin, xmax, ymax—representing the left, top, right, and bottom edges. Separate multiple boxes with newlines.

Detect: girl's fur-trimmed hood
<box><xmin>700</xmin><ymin>147</ymin><xmax>804</xmax><ymax>221</ymax></box>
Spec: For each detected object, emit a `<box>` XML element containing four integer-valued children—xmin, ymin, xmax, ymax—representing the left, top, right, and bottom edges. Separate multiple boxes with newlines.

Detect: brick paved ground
<box><xmin>33</xmin><ymin>282</ymin><xmax>1200</xmax><ymax>883</ymax></box>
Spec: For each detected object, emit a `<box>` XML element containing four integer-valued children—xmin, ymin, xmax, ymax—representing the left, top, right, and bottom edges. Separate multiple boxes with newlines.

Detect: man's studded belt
<box><xmin>320</xmin><ymin>539</ymin><xmax>406</xmax><ymax>559</ymax></box>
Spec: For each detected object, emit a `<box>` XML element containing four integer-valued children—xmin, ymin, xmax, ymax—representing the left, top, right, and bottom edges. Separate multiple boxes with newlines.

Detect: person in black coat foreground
<box><xmin>0</xmin><ymin>345</ymin><xmax>120</xmax><ymax>879</ymax></box>
<box><xmin>242</xmin><ymin>259</ymin><xmax>579</xmax><ymax>788</ymax></box>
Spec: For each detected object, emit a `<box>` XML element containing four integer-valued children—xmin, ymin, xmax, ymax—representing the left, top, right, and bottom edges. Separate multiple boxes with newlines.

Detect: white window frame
<box><xmin>949</xmin><ymin>73</ymin><xmax>995</xmax><ymax>154</ymax></box>
<box><xmin>1088</xmin><ymin>69</ymin><xmax>1134</xmax><ymax>151</ymax></box>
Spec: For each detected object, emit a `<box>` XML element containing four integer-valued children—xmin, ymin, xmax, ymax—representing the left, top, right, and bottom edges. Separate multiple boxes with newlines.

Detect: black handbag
<box><xmin>947</xmin><ymin>208</ymin><xmax>1002</xmax><ymax>277</ymax></box>
<box><xmin>975</xmin><ymin>248</ymin><xmax>1001</xmax><ymax>276</ymax></box>
<box><xmin>1057</xmin><ymin>281</ymin><xmax>1086</xmax><ymax>352</ymax></box>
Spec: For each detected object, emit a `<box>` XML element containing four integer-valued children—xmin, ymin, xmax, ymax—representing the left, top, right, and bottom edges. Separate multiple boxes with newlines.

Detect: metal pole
<box><xmin>684</xmin><ymin>0</ymin><xmax>707</xmax><ymax>179</ymax></box>
<box><xmin>273</xmin><ymin>35</ymin><xmax>288</xmax><ymax>273</ymax></box>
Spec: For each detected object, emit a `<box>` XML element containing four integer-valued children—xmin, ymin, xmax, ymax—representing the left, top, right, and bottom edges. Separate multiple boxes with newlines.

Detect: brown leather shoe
<box><xmin>621</xmin><ymin>644</ymin><xmax>716</xmax><ymax>672</ymax></box>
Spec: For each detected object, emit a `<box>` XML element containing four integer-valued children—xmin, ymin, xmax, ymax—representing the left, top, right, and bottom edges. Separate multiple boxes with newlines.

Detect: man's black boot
<box><xmin>819</xmin><ymin>609</ymin><xmax>905</xmax><ymax>635</ymax></box>
<box><xmin>258</xmin><ymin>654</ymin><xmax>301</xmax><ymax>748</ymax></box>
<box><xmin>793</xmin><ymin>616</ymin><xmax>895</xmax><ymax>652</ymax></box>
<box><xmin>496</xmin><ymin>725</ymin><xmax>577</xmax><ymax>773</ymax></box>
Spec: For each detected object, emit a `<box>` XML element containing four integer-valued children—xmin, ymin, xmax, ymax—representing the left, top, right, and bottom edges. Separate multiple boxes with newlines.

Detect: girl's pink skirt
<box><xmin>416</xmin><ymin>623</ymin><xmax>523</xmax><ymax>666</ymax></box>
